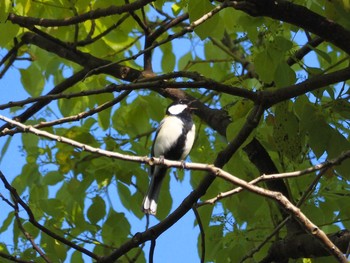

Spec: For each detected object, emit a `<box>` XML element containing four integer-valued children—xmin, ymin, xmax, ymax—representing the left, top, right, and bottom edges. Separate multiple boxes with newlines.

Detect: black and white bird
<box><xmin>142</xmin><ymin>99</ymin><xmax>196</xmax><ymax>215</ymax></box>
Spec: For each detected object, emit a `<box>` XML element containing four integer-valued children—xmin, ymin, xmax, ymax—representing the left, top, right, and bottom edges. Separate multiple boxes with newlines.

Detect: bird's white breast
<box><xmin>153</xmin><ymin>116</ymin><xmax>184</xmax><ymax>157</ymax></box>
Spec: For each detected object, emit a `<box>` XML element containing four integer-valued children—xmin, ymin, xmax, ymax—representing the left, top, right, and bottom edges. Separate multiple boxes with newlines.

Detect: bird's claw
<box><xmin>159</xmin><ymin>155</ymin><xmax>165</xmax><ymax>166</ymax></box>
<box><xmin>180</xmin><ymin>160</ymin><xmax>186</xmax><ymax>169</ymax></box>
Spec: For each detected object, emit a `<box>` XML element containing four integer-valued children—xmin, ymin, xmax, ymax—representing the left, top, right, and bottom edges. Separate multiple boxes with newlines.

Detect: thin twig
<box><xmin>31</xmin><ymin>90</ymin><xmax>132</xmax><ymax>129</ymax></box>
<box><xmin>14</xmin><ymin>205</ymin><xmax>52</xmax><ymax>263</ymax></box>
<box><xmin>149</xmin><ymin>239</ymin><xmax>155</xmax><ymax>263</ymax></box>
<box><xmin>192</xmin><ymin>206</ymin><xmax>205</xmax><ymax>263</ymax></box>
<box><xmin>198</xmin><ymin>154</ymin><xmax>350</xmax><ymax>206</ymax></box>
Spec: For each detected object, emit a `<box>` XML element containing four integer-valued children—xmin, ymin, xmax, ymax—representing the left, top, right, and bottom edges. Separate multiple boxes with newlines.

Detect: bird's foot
<box><xmin>159</xmin><ymin>155</ymin><xmax>165</xmax><ymax>166</ymax></box>
<box><xmin>180</xmin><ymin>160</ymin><xmax>186</xmax><ymax>169</ymax></box>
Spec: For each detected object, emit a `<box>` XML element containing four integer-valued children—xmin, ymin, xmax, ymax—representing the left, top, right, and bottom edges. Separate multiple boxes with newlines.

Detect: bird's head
<box><xmin>166</xmin><ymin>99</ymin><xmax>195</xmax><ymax>116</ymax></box>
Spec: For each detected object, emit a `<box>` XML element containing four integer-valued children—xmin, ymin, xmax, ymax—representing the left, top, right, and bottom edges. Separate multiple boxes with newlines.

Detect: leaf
<box><xmin>40</xmin><ymin>198</ymin><xmax>65</xmax><ymax>218</ymax></box>
<box><xmin>254</xmin><ymin>50</ymin><xmax>277</xmax><ymax>83</ymax></box>
<box><xmin>117</xmin><ymin>182</ymin><xmax>132</xmax><ymax>211</ymax></box>
<box><xmin>96</xmin><ymin>92</ymin><xmax>114</xmax><ymax>131</ymax></box>
<box><xmin>0</xmin><ymin>211</ymin><xmax>14</xmax><ymax>233</ymax></box>
<box><xmin>178</xmin><ymin>52</ymin><xmax>193</xmax><ymax>70</ymax></box>
<box><xmin>274</xmin><ymin>61</ymin><xmax>296</xmax><ymax>88</ymax></box>
<box><xmin>43</xmin><ymin>171</ymin><xmax>64</xmax><ymax>186</ymax></box>
<box><xmin>20</xmin><ymin>64</ymin><xmax>45</xmax><ymax>97</ymax></box>
<box><xmin>112</xmin><ymin>96</ymin><xmax>152</xmax><ymax>136</ymax></box>
<box><xmin>273</xmin><ymin>36</ymin><xmax>293</xmax><ymax>52</ymax></box>
<box><xmin>188</xmin><ymin>0</ymin><xmax>224</xmax><ymax>40</ymax></box>
<box><xmin>273</xmin><ymin>101</ymin><xmax>303</xmax><ymax>162</ymax></box>
<box><xmin>161</xmin><ymin>42</ymin><xmax>176</xmax><ymax>72</ymax></box>
<box><xmin>70</xmin><ymin>251</ymin><xmax>84</xmax><ymax>263</ymax></box>
<box><xmin>87</xmin><ymin>196</ymin><xmax>106</xmax><ymax>224</ymax></box>
<box><xmin>0</xmin><ymin>135</ymin><xmax>12</xmax><ymax>164</ymax></box>
<box><xmin>101</xmin><ymin>210</ymin><xmax>130</xmax><ymax>245</ymax></box>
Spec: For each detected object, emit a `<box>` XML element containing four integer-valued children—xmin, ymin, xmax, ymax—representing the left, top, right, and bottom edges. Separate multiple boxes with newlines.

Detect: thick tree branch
<box><xmin>263</xmin><ymin>66</ymin><xmax>350</xmax><ymax>106</ymax></box>
<box><xmin>8</xmin><ymin>0</ymin><xmax>154</xmax><ymax>27</ymax></box>
<box><xmin>230</xmin><ymin>0</ymin><xmax>350</xmax><ymax>54</ymax></box>
<box><xmin>0</xmin><ymin>251</ymin><xmax>31</xmax><ymax>263</ymax></box>
<box><xmin>20</xmin><ymin>32</ymin><xmax>142</xmax><ymax>81</ymax></box>
<box><xmin>262</xmin><ymin>230</ymin><xmax>350</xmax><ymax>263</ymax></box>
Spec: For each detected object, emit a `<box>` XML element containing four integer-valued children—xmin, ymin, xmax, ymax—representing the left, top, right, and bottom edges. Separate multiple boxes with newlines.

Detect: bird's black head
<box><xmin>166</xmin><ymin>99</ymin><xmax>194</xmax><ymax>116</ymax></box>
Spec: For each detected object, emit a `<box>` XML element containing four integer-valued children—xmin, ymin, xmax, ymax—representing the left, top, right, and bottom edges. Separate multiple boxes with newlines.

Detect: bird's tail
<box><xmin>142</xmin><ymin>166</ymin><xmax>167</xmax><ymax>215</ymax></box>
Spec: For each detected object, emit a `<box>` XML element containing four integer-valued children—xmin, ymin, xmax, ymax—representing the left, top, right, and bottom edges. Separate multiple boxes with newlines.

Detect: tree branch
<box><xmin>198</xmin><ymin>148</ymin><xmax>350</xmax><ymax>206</ymax></box>
<box><xmin>20</xmin><ymin>32</ymin><xmax>142</xmax><ymax>81</ymax></box>
<box><xmin>8</xmin><ymin>0</ymin><xmax>154</xmax><ymax>27</ymax></box>
<box><xmin>263</xmin><ymin>66</ymin><xmax>350</xmax><ymax>106</ymax></box>
<box><xmin>262</xmin><ymin>230</ymin><xmax>350</xmax><ymax>262</ymax></box>
<box><xmin>230</xmin><ymin>0</ymin><xmax>350</xmax><ymax>55</ymax></box>
<box><xmin>0</xmin><ymin>251</ymin><xmax>32</xmax><ymax>263</ymax></box>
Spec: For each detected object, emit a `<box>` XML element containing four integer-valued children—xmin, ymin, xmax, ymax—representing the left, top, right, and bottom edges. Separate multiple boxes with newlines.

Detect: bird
<box><xmin>142</xmin><ymin>99</ymin><xmax>196</xmax><ymax>215</ymax></box>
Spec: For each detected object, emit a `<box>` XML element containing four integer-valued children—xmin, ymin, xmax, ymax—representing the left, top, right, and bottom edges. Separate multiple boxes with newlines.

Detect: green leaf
<box><xmin>20</xmin><ymin>64</ymin><xmax>45</xmax><ymax>97</ymax></box>
<box><xmin>112</xmin><ymin>96</ymin><xmax>151</xmax><ymax>136</ymax></box>
<box><xmin>178</xmin><ymin>52</ymin><xmax>193</xmax><ymax>70</ymax></box>
<box><xmin>117</xmin><ymin>182</ymin><xmax>132</xmax><ymax>211</ymax></box>
<box><xmin>0</xmin><ymin>135</ymin><xmax>12</xmax><ymax>164</ymax></box>
<box><xmin>273</xmin><ymin>36</ymin><xmax>293</xmax><ymax>52</ymax></box>
<box><xmin>96</xmin><ymin>92</ymin><xmax>114</xmax><ymax>131</ymax></box>
<box><xmin>274</xmin><ymin>61</ymin><xmax>296</xmax><ymax>88</ymax></box>
<box><xmin>41</xmin><ymin>234</ymin><xmax>67</xmax><ymax>262</ymax></box>
<box><xmin>273</xmin><ymin>101</ymin><xmax>302</xmax><ymax>162</ymax></box>
<box><xmin>0</xmin><ymin>211</ymin><xmax>14</xmax><ymax>233</ymax></box>
<box><xmin>161</xmin><ymin>42</ymin><xmax>176</xmax><ymax>72</ymax></box>
<box><xmin>226</xmin><ymin>117</ymin><xmax>245</xmax><ymax>142</ymax></box>
<box><xmin>43</xmin><ymin>171</ymin><xmax>64</xmax><ymax>186</ymax></box>
<box><xmin>254</xmin><ymin>50</ymin><xmax>277</xmax><ymax>83</ymax></box>
<box><xmin>87</xmin><ymin>196</ymin><xmax>106</xmax><ymax>224</ymax></box>
<box><xmin>101</xmin><ymin>210</ymin><xmax>130</xmax><ymax>245</ymax></box>
<box><xmin>188</xmin><ymin>0</ymin><xmax>224</xmax><ymax>39</ymax></box>
<box><xmin>70</xmin><ymin>251</ymin><xmax>84</xmax><ymax>263</ymax></box>
<box><xmin>40</xmin><ymin>198</ymin><xmax>65</xmax><ymax>218</ymax></box>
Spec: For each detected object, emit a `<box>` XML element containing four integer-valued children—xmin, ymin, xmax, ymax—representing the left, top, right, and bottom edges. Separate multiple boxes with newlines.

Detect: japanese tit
<box><xmin>142</xmin><ymin>99</ymin><xmax>196</xmax><ymax>215</ymax></box>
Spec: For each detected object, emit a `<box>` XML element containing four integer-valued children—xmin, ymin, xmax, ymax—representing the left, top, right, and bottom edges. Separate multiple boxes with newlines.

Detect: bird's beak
<box><xmin>188</xmin><ymin>106</ymin><xmax>197</xmax><ymax>112</ymax></box>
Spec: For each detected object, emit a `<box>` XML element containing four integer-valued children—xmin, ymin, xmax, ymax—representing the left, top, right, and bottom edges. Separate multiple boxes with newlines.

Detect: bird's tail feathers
<box><xmin>142</xmin><ymin>166</ymin><xmax>167</xmax><ymax>215</ymax></box>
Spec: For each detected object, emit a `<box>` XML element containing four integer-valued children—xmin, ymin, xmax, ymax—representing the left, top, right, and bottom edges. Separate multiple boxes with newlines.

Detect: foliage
<box><xmin>0</xmin><ymin>0</ymin><xmax>350</xmax><ymax>262</ymax></box>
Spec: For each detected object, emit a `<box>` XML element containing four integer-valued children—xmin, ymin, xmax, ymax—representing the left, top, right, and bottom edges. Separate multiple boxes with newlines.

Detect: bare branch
<box><xmin>192</xmin><ymin>207</ymin><xmax>205</xmax><ymax>263</ymax></box>
<box><xmin>14</xmin><ymin>206</ymin><xmax>52</xmax><ymax>263</ymax></box>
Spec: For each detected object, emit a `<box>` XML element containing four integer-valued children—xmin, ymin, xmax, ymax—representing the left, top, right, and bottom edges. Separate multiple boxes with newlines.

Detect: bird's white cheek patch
<box><xmin>168</xmin><ymin>104</ymin><xmax>187</xmax><ymax>115</ymax></box>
